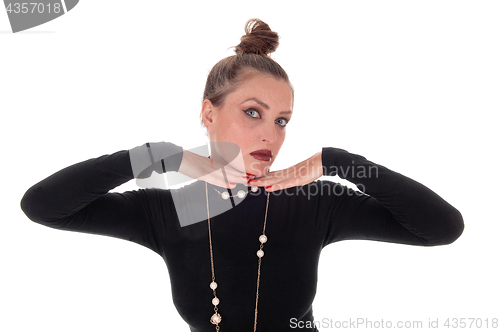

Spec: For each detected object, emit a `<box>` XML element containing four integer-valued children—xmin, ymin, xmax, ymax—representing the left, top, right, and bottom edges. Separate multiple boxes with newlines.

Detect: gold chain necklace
<box><xmin>205</xmin><ymin>182</ymin><xmax>270</xmax><ymax>331</ymax></box>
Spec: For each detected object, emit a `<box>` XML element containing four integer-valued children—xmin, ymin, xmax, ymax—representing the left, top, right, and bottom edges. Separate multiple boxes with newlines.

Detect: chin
<box><xmin>246</xmin><ymin>161</ymin><xmax>272</xmax><ymax>178</ymax></box>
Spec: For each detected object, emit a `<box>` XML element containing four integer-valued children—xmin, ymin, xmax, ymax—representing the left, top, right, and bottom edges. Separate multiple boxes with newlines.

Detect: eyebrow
<box><xmin>243</xmin><ymin>98</ymin><xmax>292</xmax><ymax>115</ymax></box>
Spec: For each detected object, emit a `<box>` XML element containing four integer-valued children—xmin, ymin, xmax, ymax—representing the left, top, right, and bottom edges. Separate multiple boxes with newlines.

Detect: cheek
<box><xmin>214</xmin><ymin>119</ymin><xmax>238</xmax><ymax>140</ymax></box>
<box><xmin>276</xmin><ymin>129</ymin><xmax>286</xmax><ymax>144</ymax></box>
<box><xmin>213</xmin><ymin>123</ymin><xmax>252</xmax><ymax>156</ymax></box>
<box><xmin>232</xmin><ymin>131</ymin><xmax>253</xmax><ymax>151</ymax></box>
<box><xmin>227</xmin><ymin>120</ymin><xmax>256</xmax><ymax>146</ymax></box>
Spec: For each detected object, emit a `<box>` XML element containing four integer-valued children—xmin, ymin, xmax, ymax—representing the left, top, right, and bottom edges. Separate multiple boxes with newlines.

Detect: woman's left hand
<box><xmin>248</xmin><ymin>151</ymin><xmax>323</xmax><ymax>192</ymax></box>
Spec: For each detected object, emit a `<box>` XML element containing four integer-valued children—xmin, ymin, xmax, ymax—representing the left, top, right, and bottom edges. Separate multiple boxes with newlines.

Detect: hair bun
<box><xmin>234</xmin><ymin>19</ymin><xmax>279</xmax><ymax>56</ymax></box>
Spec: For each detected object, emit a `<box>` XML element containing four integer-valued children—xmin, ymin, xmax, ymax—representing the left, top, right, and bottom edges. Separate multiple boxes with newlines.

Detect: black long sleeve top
<box><xmin>20</xmin><ymin>144</ymin><xmax>464</xmax><ymax>331</ymax></box>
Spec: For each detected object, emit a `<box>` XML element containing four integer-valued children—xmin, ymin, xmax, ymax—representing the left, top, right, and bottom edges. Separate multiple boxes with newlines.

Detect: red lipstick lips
<box><xmin>250</xmin><ymin>149</ymin><xmax>273</xmax><ymax>162</ymax></box>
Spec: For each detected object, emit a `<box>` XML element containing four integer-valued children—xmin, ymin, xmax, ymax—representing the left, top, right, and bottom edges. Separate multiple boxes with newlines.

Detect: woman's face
<box><xmin>203</xmin><ymin>72</ymin><xmax>293</xmax><ymax>177</ymax></box>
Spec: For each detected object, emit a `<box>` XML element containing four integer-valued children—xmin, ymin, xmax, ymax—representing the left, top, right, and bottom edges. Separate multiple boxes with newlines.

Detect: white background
<box><xmin>1</xmin><ymin>1</ymin><xmax>499</xmax><ymax>331</ymax></box>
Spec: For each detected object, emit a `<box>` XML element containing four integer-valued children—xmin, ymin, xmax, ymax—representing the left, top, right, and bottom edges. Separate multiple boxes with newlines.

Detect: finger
<box><xmin>250</xmin><ymin>176</ymin><xmax>291</xmax><ymax>190</ymax></box>
<box><xmin>217</xmin><ymin>168</ymin><xmax>253</xmax><ymax>185</ymax></box>
<box><xmin>264</xmin><ymin>177</ymin><xmax>302</xmax><ymax>192</ymax></box>
<box><xmin>258</xmin><ymin>167</ymin><xmax>318</xmax><ymax>191</ymax></box>
<box><xmin>248</xmin><ymin>168</ymin><xmax>294</xmax><ymax>187</ymax></box>
<box><xmin>266</xmin><ymin>169</ymin><xmax>323</xmax><ymax>191</ymax></box>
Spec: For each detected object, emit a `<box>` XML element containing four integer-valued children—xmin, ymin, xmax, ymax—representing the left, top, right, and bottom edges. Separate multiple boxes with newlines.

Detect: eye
<box><xmin>275</xmin><ymin>118</ymin><xmax>289</xmax><ymax>127</ymax></box>
<box><xmin>244</xmin><ymin>108</ymin><xmax>261</xmax><ymax>118</ymax></box>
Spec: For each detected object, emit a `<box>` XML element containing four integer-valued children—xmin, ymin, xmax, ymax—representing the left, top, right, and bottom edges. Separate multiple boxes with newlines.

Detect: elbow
<box><xmin>429</xmin><ymin>207</ymin><xmax>464</xmax><ymax>246</ymax></box>
<box><xmin>20</xmin><ymin>187</ymin><xmax>37</xmax><ymax>222</ymax></box>
<box><xmin>20</xmin><ymin>185</ymin><xmax>48</xmax><ymax>224</ymax></box>
<box><xmin>21</xmin><ymin>186</ymin><xmax>73</xmax><ymax>230</ymax></box>
<box><xmin>443</xmin><ymin>207</ymin><xmax>465</xmax><ymax>244</ymax></box>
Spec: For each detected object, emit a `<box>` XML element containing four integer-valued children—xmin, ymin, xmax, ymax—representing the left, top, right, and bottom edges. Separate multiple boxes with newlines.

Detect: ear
<box><xmin>201</xmin><ymin>99</ymin><xmax>216</xmax><ymax>132</ymax></box>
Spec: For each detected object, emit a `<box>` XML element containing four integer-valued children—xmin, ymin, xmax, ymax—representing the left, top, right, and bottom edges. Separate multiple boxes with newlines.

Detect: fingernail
<box><xmin>246</xmin><ymin>173</ymin><xmax>256</xmax><ymax>177</ymax></box>
<box><xmin>230</xmin><ymin>182</ymin><xmax>237</xmax><ymax>186</ymax></box>
<box><xmin>265</xmin><ymin>186</ymin><xmax>272</xmax><ymax>190</ymax></box>
<box><xmin>248</xmin><ymin>179</ymin><xmax>257</xmax><ymax>183</ymax></box>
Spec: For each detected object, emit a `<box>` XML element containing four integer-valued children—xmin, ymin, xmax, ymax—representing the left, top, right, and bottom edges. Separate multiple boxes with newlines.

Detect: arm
<box><xmin>321</xmin><ymin>147</ymin><xmax>464</xmax><ymax>246</ymax></box>
<box><xmin>249</xmin><ymin>148</ymin><xmax>464</xmax><ymax>246</ymax></box>
<box><xmin>20</xmin><ymin>142</ymin><xmax>183</xmax><ymax>253</ymax></box>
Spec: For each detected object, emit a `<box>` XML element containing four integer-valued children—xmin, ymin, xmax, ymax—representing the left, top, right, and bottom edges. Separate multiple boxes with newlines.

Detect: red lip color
<box><xmin>250</xmin><ymin>149</ymin><xmax>273</xmax><ymax>162</ymax></box>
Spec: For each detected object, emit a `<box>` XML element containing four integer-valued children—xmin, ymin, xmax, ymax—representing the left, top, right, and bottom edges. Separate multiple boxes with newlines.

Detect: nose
<box><xmin>260</xmin><ymin>121</ymin><xmax>277</xmax><ymax>144</ymax></box>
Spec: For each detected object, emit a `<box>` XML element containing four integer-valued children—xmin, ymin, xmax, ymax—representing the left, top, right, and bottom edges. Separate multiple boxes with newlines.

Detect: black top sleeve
<box><xmin>20</xmin><ymin>143</ymin><xmax>183</xmax><ymax>254</ymax></box>
<box><xmin>20</xmin><ymin>144</ymin><xmax>464</xmax><ymax>255</ymax></box>
<box><xmin>321</xmin><ymin>147</ymin><xmax>464</xmax><ymax>246</ymax></box>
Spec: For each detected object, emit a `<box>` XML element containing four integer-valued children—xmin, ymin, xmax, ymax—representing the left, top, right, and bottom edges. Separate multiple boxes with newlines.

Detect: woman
<box><xmin>20</xmin><ymin>19</ymin><xmax>464</xmax><ymax>331</ymax></box>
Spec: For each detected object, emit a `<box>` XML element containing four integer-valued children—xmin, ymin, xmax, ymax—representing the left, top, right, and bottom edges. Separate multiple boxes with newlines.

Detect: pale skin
<box><xmin>178</xmin><ymin>71</ymin><xmax>323</xmax><ymax>192</ymax></box>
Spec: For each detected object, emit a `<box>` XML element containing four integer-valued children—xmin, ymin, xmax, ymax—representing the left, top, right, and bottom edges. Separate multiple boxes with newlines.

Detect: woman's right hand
<box><xmin>178</xmin><ymin>149</ymin><xmax>254</xmax><ymax>189</ymax></box>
